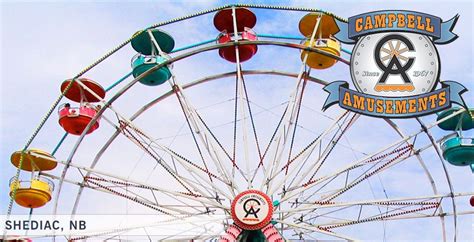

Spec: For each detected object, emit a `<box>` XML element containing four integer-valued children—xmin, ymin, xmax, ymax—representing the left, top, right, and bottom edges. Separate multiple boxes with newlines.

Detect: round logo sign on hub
<box><xmin>231</xmin><ymin>190</ymin><xmax>273</xmax><ymax>230</ymax></box>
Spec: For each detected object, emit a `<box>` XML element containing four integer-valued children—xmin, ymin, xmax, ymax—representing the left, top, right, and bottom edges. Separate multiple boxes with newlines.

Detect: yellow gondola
<box><xmin>9</xmin><ymin>177</ymin><xmax>54</xmax><ymax>208</ymax></box>
<box><xmin>299</xmin><ymin>13</ymin><xmax>341</xmax><ymax>69</ymax></box>
<box><xmin>10</xmin><ymin>149</ymin><xmax>57</xmax><ymax>172</ymax></box>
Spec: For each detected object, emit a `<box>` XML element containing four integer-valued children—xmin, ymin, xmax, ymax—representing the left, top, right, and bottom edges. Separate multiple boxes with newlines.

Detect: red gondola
<box><xmin>214</xmin><ymin>8</ymin><xmax>258</xmax><ymax>63</ymax></box>
<box><xmin>58</xmin><ymin>104</ymin><xmax>100</xmax><ymax>135</ymax></box>
<box><xmin>61</xmin><ymin>78</ymin><xmax>105</xmax><ymax>103</ymax></box>
<box><xmin>217</xmin><ymin>28</ymin><xmax>258</xmax><ymax>63</ymax></box>
<box><xmin>58</xmin><ymin>78</ymin><xmax>104</xmax><ymax>135</ymax></box>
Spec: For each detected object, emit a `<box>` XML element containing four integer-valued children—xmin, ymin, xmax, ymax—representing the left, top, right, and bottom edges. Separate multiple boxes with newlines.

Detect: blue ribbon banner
<box><xmin>323</xmin><ymin>81</ymin><xmax>467</xmax><ymax>118</ymax></box>
<box><xmin>335</xmin><ymin>10</ymin><xmax>458</xmax><ymax>44</ymax></box>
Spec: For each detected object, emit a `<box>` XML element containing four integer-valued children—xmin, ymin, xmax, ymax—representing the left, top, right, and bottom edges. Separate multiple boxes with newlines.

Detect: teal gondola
<box><xmin>437</xmin><ymin>108</ymin><xmax>474</xmax><ymax>131</ymax></box>
<box><xmin>130</xmin><ymin>29</ymin><xmax>174</xmax><ymax>86</ymax></box>
<box><xmin>441</xmin><ymin>136</ymin><xmax>474</xmax><ymax>166</ymax></box>
<box><xmin>132</xmin><ymin>55</ymin><xmax>171</xmax><ymax>86</ymax></box>
<box><xmin>438</xmin><ymin>107</ymin><xmax>474</xmax><ymax>168</ymax></box>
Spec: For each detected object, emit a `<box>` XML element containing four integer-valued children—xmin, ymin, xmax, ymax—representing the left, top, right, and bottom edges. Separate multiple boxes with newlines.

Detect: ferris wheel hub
<box><xmin>231</xmin><ymin>190</ymin><xmax>273</xmax><ymax>231</ymax></box>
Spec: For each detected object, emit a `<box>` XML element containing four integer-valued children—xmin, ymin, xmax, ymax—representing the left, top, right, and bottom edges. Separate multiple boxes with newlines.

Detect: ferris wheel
<box><xmin>4</xmin><ymin>4</ymin><xmax>474</xmax><ymax>241</ymax></box>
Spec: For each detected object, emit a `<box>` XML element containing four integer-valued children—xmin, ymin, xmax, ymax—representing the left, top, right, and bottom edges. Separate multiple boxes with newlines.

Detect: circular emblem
<box><xmin>231</xmin><ymin>190</ymin><xmax>273</xmax><ymax>230</ymax></box>
<box><xmin>351</xmin><ymin>32</ymin><xmax>440</xmax><ymax>97</ymax></box>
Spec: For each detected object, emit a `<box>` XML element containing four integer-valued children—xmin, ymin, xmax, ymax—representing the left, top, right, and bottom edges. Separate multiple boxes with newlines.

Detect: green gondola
<box><xmin>131</xmin><ymin>29</ymin><xmax>175</xmax><ymax>55</ymax></box>
<box><xmin>437</xmin><ymin>108</ymin><xmax>474</xmax><ymax>131</ymax></box>
<box><xmin>438</xmin><ymin>107</ymin><xmax>474</xmax><ymax>168</ymax></box>
<box><xmin>132</xmin><ymin>55</ymin><xmax>171</xmax><ymax>86</ymax></box>
<box><xmin>441</xmin><ymin>136</ymin><xmax>474</xmax><ymax>166</ymax></box>
<box><xmin>130</xmin><ymin>29</ymin><xmax>174</xmax><ymax>86</ymax></box>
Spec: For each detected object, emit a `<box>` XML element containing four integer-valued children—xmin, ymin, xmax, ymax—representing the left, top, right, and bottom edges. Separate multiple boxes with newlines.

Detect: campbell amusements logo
<box><xmin>231</xmin><ymin>190</ymin><xmax>273</xmax><ymax>231</ymax></box>
<box><xmin>322</xmin><ymin>10</ymin><xmax>468</xmax><ymax>118</ymax></box>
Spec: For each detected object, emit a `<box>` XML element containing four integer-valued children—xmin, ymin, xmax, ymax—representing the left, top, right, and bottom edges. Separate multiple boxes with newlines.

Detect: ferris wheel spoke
<box><xmin>277</xmin><ymin>192</ymin><xmax>474</xmax><ymax>214</ymax></box>
<box><xmin>260</xmin><ymin>73</ymin><xmax>309</xmax><ymax>194</ymax></box>
<box><xmin>289</xmin><ymin>119</ymin><xmax>455</xmax><ymax>209</ymax></box>
<box><xmin>264</xmin><ymin>77</ymin><xmax>310</xmax><ymax>196</ymax></box>
<box><xmin>98</xmin><ymin>110</ymin><xmax>235</xmax><ymax>201</ymax></box>
<box><xmin>56</xmin><ymin>182</ymin><xmax>221</xmax><ymax>219</ymax></box>
<box><xmin>134</xmin><ymin>135</ymin><xmax>235</xmax><ymax>201</ymax></box>
<box><xmin>385</xmin><ymin>118</ymin><xmax>448</xmax><ymax>242</ymax></box>
<box><xmin>319</xmin><ymin>145</ymin><xmax>413</xmax><ymax>202</ymax></box>
<box><xmin>232</xmin><ymin>70</ymin><xmax>242</xmax><ymax>183</ymax></box>
<box><xmin>265</xmin><ymin>111</ymin><xmax>347</xmax><ymax>194</ymax></box>
<box><xmin>42</xmin><ymin>173</ymin><xmax>220</xmax><ymax>219</ymax></box>
<box><xmin>68</xmin><ymin>79</ymin><xmax>239</xmax><ymax>210</ymax></box>
<box><xmin>85</xmin><ymin>178</ymin><xmax>188</xmax><ymax>215</ymax></box>
<box><xmin>277</xmin><ymin>134</ymin><xmax>417</xmax><ymax>205</ymax></box>
<box><xmin>276</xmin><ymin>219</ymin><xmax>358</xmax><ymax>241</ymax></box>
<box><xmin>240</xmin><ymin>73</ymin><xmax>264</xmax><ymax>179</ymax></box>
<box><xmin>416</xmin><ymin>117</ymin><xmax>461</xmax><ymax>242</ymax></box>
<box><xmin>314</xmin><ymin>203</ymin><xmax>440</xmax><ymax>230</ymax></box>
<box><xmin>232</xmin><ymin>64</ymin><xmax>265</xmax><ymax>188</ymax></box>
<box><xmin>289</xmin><ymin>201</ymin><xmax>444</xmax><ymax>238</ymax></box>
<box><xmin>258</xmin><ymin>99</ymin><xmax>290</xmax><ymax>192</ymax></box>
<box><xmin>228</xmin><ymin>6</ymin><xmax>260</xmax><ymax>188</ymax></box>
<box><xmin>171</xmin><ymin>80</ymin><xmax>243</xmax><ymax>195</ymax></box>
<box><xmin>269</xmin><ymin>112</ymin><xmax>357</xmax><ymax>199</ymax></box>
<box><xmin>284</xmin><ymin>78</ymin><xmax>308</xmax><ymax>177</ymax></box>
<box><xmin>118</xmin><ymin>120</ymin><xmax>230</xmax><ymax>200</ymax></box>
<box><xmin>155</xmin><ymin>49</ymin><xmax>239</xmax><ymax>189</ymax></box>
<box><xmin>290</xmin><ymin>199</ymin><xmax>465</xmax><ymax>239</ymax></box>
<box><xmin>65</xmin><ymin>79</ymin><xmax>229</xmax><ymax>200</ymax></box>
<box><xmin>160</xmin><ymin>107</ymin><xmax>240</xmax><ymax>203</ymax></box>
<box><xmin>248</xmin><ymin>100</ymin><xmax>290</xmax><ymax>185</ymax></box>
<box><xmin>43</xmin><ymin>157</ymin><xmax>229</xmax><ymax>210</ymax></box>
<box><xmin>257</xmin><ymin>105</ymin><xmax>288</xmax><ymax>177</ymax></box>
<box><xmin>231</xmin><ymin>28</ymin><xmax>250</xmax><ymax>185</ymax></box>
<box><xmin>228</xmin><ymin>7</ymin><xmax>268</xmax><ymax>189</ymax></box>
<box><xmin>176</xmin><ymin>97</ymin><xmax>215</xmax><ymax>183</ymax></box>
<box><xmin>281</xmin><ymin>145</ymin><xmax>414</xmax><ymax>221</ymax></box>
<box><xmin>372</xmin><ymin>209</ymin><xmax>474</xmax><ymax>221</ymax></box>
<box><xmin>291</xmin><ymin>112</ymin><xmax>355</xmax><ymax>183</ymax></box>
<box><xmin>281</xmin><ymin>133</ymin><xmax>459</xmax><ymax>224</ymax></box>
<box><xmin>97</xmin><ymin>180</ymin><xmax>200</xmax><ymax>215</ymax></box>
<box><xmin>261</xmin><ymin>14</ymin><xmax>323</xmax><ymax>193</ymax></box>
<box><xmin>281</xmin><ymin>137</ymin><xmax>458</xmax><ymax>227</ymax></box>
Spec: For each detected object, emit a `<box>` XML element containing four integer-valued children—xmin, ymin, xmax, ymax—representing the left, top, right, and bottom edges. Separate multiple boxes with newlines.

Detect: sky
<box><xmin>1</xmin><ymin>0</ymin><xmax>473</xmax><ymax>241</ymax></box>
